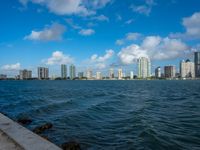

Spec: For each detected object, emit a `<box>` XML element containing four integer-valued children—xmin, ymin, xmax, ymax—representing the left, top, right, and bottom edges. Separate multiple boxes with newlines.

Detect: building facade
<box><xmin>180</xmin><ymin>59</ymin><xmax>195</xmax><ymax>78</ymax></box>
<box><xmin>61</xmin><ymin>64</ymin><xmax>67</xmax><ymax>79</ymax></box>
<box><xmin>155</xmin><ymin>67</ymin><xmax>161</xmax><ymax>78</ymax></box>
<box><xmin>118</xmin><ymin>68</ymin><xmax>123</xmax><ymax>79</ymax></box>
<box><xmin>194</xmin><ymin>52</ymin><xmax>200</xmax><ymax>78</ymax></box>
<box><xmin>109</xmin><ymin>68</ymin><xmax>114</xmax><ymax>79</ymax></box>
<box><xmin>38</xmin><ymin>67</ymin><xmax>49</xmax><ymax>80</ymax></box>
<box><xmin>164</xmin><ymin>66</ymin><xmax>176</xmax><ymax>78</ymax></box>
<box><xmin>19</xmin><ymin>69</ymin><xmax>32</xmax><ymax>80</ymax></box>
<box><xmin>78</xmin><ymin>72</ymin><xmax>84</xmax><ymax>79</ymax></box>
<box><xmin>138</xmin><ymin>57</ymin><xmax>151</xmax><ymax>78</ymax></box>
<box><xmin>86</xmin><ymin>69</ymin><xmax>93</xmax><ymax>79</ymax></box>
<box><xmin>70</xmin><ymin>64</ymin><xmax>76</xmax><ymax>79</ymax></box>
<box><xmin>96</xmin><ymin>72</ymin><xmax>102</xmax><ymax>80</ymax></box>
<box><xmin>130</xmin><ymin>71</ymin><xmax>134</xmax><ymax>79</ymax></box>
<box><xmin>0</xmin><ymin>74</ymin><xmax>7</xmax><ymax>80</ymax></box>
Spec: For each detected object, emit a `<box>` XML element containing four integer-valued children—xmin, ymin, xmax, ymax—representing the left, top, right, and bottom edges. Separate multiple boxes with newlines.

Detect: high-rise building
<box><xmin>38</xmin><ymin>67</ymin><xmax>49</xmax><ymax>80</ymax></box>
<box><xmin>61</xmin><ymin>64</ymin><xmax>67</xmax><ymax>79</ymax></box>
<box><xmin>164</xmin><ymin>66</ymin><xmax>176</xmax><ymax>78</ymax></box>
<box><xmin>118</xmin><ymin>68</ymin><xmax>123</xmax><ymax>79</ymax></box>
<box><xmin>78</xmin><ymin>72</ymin><xmax>84</xmax><ymax>79</ymax></box>
<box><xmin>70</xmin><ymin>64</ymin><xmax>76</xmax><ymax>79</ymax></box>
<box><xmin>138</xmin><ymin>57</ymin><xmax>151</xmax><ymax>78</ymax></box>
<box><xmin>0</xmin><ymin>74</ymin><xmax>7</xmax><ymax>80</ymax></box>
<box><xmin>19</xmin><ymin>69</ymin><xmax>32</xmax><ymax>80</ymax></box>
<box><xmin>155</xmin><ymin>67</ymin><xmax>161</xmax><ymax>78</ymax></box>
<box><xmin>130</xmin><ymin>71</ymin><xmax>134</xmax><ymax>79</ymax></box>
<box><xmin>194</xmin><ymin>52</ymin><xmax>200</xmax><ymax>78</ymax></box>
<box><xmin>96</xmin><ymin>72</ymin><xmax>102</xmax><ymax>80</ymax></box>
<box><xmin>86</xmin><ymin>69</ymin><xmax>93</xmax><ymax>79</ymax></box>
<box><xmin>109</xmin><ymin>68</ymin><xmax>114</xmax><ymax>79</ymax></box>
<box><xmin>180</xmin><ymin>59</ymin><xmax>195</xmax><ymax>78</ymax></box>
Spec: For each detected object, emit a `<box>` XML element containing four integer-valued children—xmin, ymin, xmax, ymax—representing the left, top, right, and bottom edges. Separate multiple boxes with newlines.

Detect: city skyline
<box><xmin>1</xmin><ymin>1</ymin><xmax>200</xmax><ymax>77</ymax></box>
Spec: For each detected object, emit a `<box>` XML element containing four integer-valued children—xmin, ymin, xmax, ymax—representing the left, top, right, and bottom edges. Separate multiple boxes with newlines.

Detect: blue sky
<box><xmin>0</xmin><ymin>0</ymin><xmax>200</xmax><ymax>77</ymax></box>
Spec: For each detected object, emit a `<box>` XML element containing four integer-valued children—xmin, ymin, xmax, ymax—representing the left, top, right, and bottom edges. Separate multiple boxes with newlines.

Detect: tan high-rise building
<box><xmin>19</xmin><ymin>69</ymin><xmax>32</xmax><ymax>80</ymax></box>
<box><xmin>164</xmin><ymin>66</ymin><xmax>176</xmax><ymax>78</ymax></box>
<box><xmin>96</xmin><ymin>72</ymin><xmax>102</xmax><ymax>80</ymax></box>
<box><xmin>118</xmin><ymin>68</ymin><xmax>123</xmax><ymax>80</ymax></box>
<box><xmin>180</xmin><ymin>59</ymin><xmax>195</xmax><ymax>78</ymax></box>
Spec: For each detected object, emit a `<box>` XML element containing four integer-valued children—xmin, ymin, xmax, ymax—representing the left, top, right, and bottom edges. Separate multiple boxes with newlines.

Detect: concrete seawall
<box><xmin>0</xmin><ymin>113</ymin><xmax>61</xmax><ymax>150</ymax></box>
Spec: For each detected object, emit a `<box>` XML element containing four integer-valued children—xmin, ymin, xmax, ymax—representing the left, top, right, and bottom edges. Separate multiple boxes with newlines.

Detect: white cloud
<box><xmin>44</xmin><ymin>51</ymin><xmax>74</xmax><ymax>65</ymax></box>
<box><xmin>115</xmin><ymin>39</ymin><xmax>124</xmax><ymax>46</ymax></box>
<box><xmin>65</xmin><ymin>18</ymin><xmax>82</xmax><ymax>30</ymax></box>
<box><xmin>126</xmin><ymin>32</ymin><xmax>141</xmax><ymax>41</ymax></box>
<box><xmin>125</xmin><ymin>19</ymin><xmax>134</xmax><ymax>25</ymax></box>
<box><xmin>116</xmin><ymin>32</ymin><xmax>141</xmax><ymax>45</ymax></box>
<box><xmin>118</xmin><ymin>44</ymin><xmax>148</xmax><ymax>65</ymax></box>
<box><xmin>118</xmin><ymin>36</ymin><xmax>189</xmax><ymax>65</ymax></box>
<box><xmin>2</xmin><ymin>63</ymin><xmax>21</xmax><ymax>70</ymax></box>
<box><xmin>131</xmin><ymin>0</ymin><xmax>156</xmax><ymax>16</ymax></box>
<box><xmin>79</xmin><ymin>29</ymin><xmax>95</xmax><ymax>36</ymax></box>
<box><xmin>19</xmin><ymin>0</ymin><xmax>111</xmax><ymax>16</ymax></box>
<box><xmin>24</xmin><ymin>23</ymin><xmax>66</xmax><ymax>41</ymax></box>
<box><xmin>170</xmin><ymin>12</ymin><xmax>200</xmax><ymax>39</ymax></box>
<box><xmin>92</xmin><ymin>14</ymin><xmax>109</xmax><ymax>21</ymax></box>
<box><xmin>90</xmin><ymin>49</ymin><xmax>115</xmax><ymax>69</ymax></box>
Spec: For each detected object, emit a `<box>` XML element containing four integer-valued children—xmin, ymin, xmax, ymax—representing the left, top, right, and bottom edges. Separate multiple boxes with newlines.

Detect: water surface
<box><xmin>0</xmin><ymin>80</ymin><xmax>200</xmax><ymax>150</ymax></box>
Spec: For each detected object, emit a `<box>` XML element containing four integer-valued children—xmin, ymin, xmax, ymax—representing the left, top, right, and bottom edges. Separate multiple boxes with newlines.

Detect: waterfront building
<box><xmin>70</xmin><ymin>64</ymin><xmax>76</xmax><ymax>79</ymax></box>
<box><xmin>96</xmin><ymin>72</ymin><xmax>102</xmax><ymax>80</ymax></box>
<box><xmin>19</xmin><ymin>69</ymin><xmax>32</xmax><ymax>80</ymax></box>
<box><xmin>78</xmin><ymin>72</ymin><xmax>84</xmax><ymax>79</ymax></box>
<box><xmin>118</xmin><ymin>68</ymin><xmax>123</xmax><ymax>80</ymax></box>
<box><xmin>155</xmin><ymin>67</ymin><xmax>161</xmax><ymax>78</ymax></box>
<box><xmin>38</xmin><ymin>67</ymin><xmax>49</xmax><ymax>80</ymax></box>
<box><xmin>130</xmin><ymin>71</ymin><xmax>134</xmax><ymax>79</ymax></box>
<box><xmin>86</xmin><ymin>69</ymin><xmax>93</xmax><ymax>79</ymax></box>
<box><xmin>138</xmin><ymin>57</ymin><xmax>151</xmax><ymax>78</ymax></box>
<box><xmin>0</xmin><ymin>74</ymin><xmax>7</xmax><ymax>80</ymax></box>
<box><xmin>61</xmin><ymin>64</ymin><xmax>67</xmax><ymax>79</ymax></box>
<box><xmin>180</xmin><ymin>59</ymin><xmax>195</xmax><ymax>78</ymax></box>
<box><xmin>194</xmin><ymin>52</ymin><xmax>200</xmax><ymax>78</ymax></box>
<box><xmin>109</xmin><ymin>68</ymin><xmax>114</xmax><ymax>79</ymax></box>
<box><xmin>164</xmin><ymin>66</ymin><xmax>176</xmax><ymax>78</ymax></box>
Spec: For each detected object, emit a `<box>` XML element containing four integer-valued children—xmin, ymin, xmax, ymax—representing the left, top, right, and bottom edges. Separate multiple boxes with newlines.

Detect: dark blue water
<box><xmin>0</xmin><ymin>80</ymin><xmax>200</xmax><ymax>150</ymax></box>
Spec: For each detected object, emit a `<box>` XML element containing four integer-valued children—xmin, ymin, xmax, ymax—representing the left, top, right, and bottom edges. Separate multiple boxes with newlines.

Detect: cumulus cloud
<box><xmin>90</xmin><ymin>49</ymin><xmax>115</xmax><ymax>69</ymax></box>
<box><xmin>116</xmin><ymin>32</ymin><xmax>141</xmax><ymax>45</ymax></box>
<box><xmin>170</xmin><ymin>12</ymin><xmax>200</xmax><ymax>40</ymax></box>
<box><xmin>125</xmin><ymin>19</ymin><xmax>134</xmax><ymax>25</ymax></box>
<box><xmin>118</xmin><ymin>36</ymin><xmax>189</xmax><ymax>65</ymax></box>
<box><xmin>24</xmin><ymin>23</ymin><xmax>66</xmax><ymax>41</ymax></box>
<box><xmin>19</xmin><ymin>0</ymin><xmax>111</xmax><ymax>16</ymax></box>
<box><xmin>79</xmin><ymin>29</ymin><xmax>95</xmax><ymax>36</ymax></box>
<box><xmin>1</xmin><ymin>63</ymin><xmax>21</xmax><ymax>70</ymax></box>
<box><xmin>44</xmin><ymin>51</ymin><xmax>74</xmax><ymax>65</ymax></box>
<box><xmin>65</xmin><ymin>18</ymin><xmax>82</xmax><ymax>30</ymax></box>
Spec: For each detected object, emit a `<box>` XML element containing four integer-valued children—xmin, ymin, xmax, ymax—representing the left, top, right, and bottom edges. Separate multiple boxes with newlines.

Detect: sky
<box><xmin>0</xmin><ymin>0</ymin><xmax>200</xmax><ymax>77</ymax></box>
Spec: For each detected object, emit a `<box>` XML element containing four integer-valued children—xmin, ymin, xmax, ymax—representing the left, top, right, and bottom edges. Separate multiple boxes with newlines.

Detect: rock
<box><xmin>61</xmin><ymin>141</ymin><xmax>81</xmax><ymax>150</ymax></box>
<box><xmin>33</xmin><ymin>123</ymin><xmax>53</xmax><ymax>134</ymax></box>
<box><xmin>17</xmin><ymin>118</ymin><xmax>32</xmax><ymax>125</ymax></box>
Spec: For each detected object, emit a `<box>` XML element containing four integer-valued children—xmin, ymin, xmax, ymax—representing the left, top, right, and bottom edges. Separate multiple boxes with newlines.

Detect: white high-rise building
<box><xmin>96</xmin><ymin>72</ymin><xmax>102</xmax><ymax>80</ymax></box>
<box><xmin>86</xmin><ymin>69</ymin><xmax>93</xmax><ymax>79</ymax></box>
<box><xmin>138</xmin><ymin>57</ymin><xmax>151</xmax><ymax>78</ymax></box>
<box><xmin>109</xmin><ymin>68</ymin><xmax>114</xmax><ymax>79</ymax></box>
<box><xmin>180</xmin><ymin>59</ymin><xmax>195</xmax><ymax>78</ymax></box>
<box><xmin>38</xmin><ymin>67</ymin><xmax>49</xmax><ymax>80</ymax></box>
<box><xmin>155</xmin><ymin>67</ymin><xmax>161</xmax><ymax>78</ymax></box>
<box><xmin>19</xmin><ymin>69</ymin><xmax>32</xmax><ymax>80</ymax></box>
<box><xmin>118</xmin><ymin>68</ymin><xmax>123</xmax><ymax>79</ymax></box>
<box><xmin>130</xmin><ymin>71</ymin><xmax>134</xmax><ymax>79</ymax></box>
